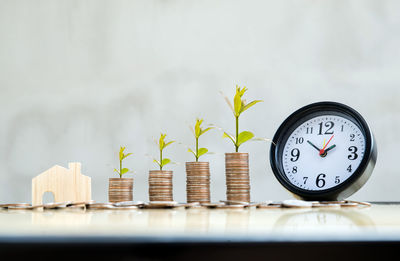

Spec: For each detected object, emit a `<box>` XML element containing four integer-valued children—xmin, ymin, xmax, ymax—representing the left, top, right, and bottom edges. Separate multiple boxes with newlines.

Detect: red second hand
<box><xmin>320</xmin><ymin>135</ymin><xmax>334</xmax><ymax>155</ymax></box>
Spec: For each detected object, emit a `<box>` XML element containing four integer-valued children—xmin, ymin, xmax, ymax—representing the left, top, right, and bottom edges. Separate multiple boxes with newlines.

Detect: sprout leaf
<box><xmin>198</xmin><ymin>148</ymin><xmax>208</xmax><ymax>157</ymax></box>
<box><xmin>162</xmin><ymin>158</ymin><xmax>171</xmax><ymax>166</ymax></box>
<box><xmin>237</xmin><ymin>131</ymin><xmax>254</xmax><ymax>146</ymax></box>
<box><xmin>241</xmin><ymin>100</ymin><xmax>263</xmax><ymax>114</ymax></box>
<box><xmin>188</xmin><ymin>148</ymin><xmax>196</xmax><ymax>157</ymax></box>
<box><xmin>223</xmin><ymin>132</ymin><xmax>236</xmax><ymax>144</ymax></box>
<box><xmin>121</xmin><ymin>168</ymin><xmax>129</xmax><ymax>175</ymax></box>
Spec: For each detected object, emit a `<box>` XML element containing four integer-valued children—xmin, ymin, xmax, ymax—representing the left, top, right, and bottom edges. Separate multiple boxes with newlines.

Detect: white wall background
<box><xmin>0</xmin><ymin>0</ymin><xmax>398</xmax><ymax>203</ymax></box>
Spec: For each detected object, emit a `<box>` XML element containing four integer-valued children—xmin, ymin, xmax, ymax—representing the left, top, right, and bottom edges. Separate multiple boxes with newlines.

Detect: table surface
<box><xmin>0</xmin><ymin>202</ymin><xmax>399</xmax><ymax>243</ymax></box>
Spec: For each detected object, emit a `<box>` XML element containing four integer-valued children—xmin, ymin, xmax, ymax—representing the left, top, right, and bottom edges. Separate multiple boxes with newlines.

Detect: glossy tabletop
<box><xmin>0</xmin><ymin>203</ymin><xmax>399</xmax><ymax>243</ymax></box>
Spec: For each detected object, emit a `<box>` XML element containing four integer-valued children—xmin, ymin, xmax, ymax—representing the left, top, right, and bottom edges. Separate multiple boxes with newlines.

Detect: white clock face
<box><xmin>282</xmin><ymin>115</ymin><xmax>365</xmax><ymax>191</ymax></box>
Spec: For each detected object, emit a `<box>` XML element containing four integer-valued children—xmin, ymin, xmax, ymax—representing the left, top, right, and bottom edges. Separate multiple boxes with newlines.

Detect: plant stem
<box><xmin>119</xmin><ymin>159</ymin><xmax>122</xmax><ymax>178</ymax></box>
<box><xmin>195</xmin><ymin>137</ymin><xmax>199</xmax><ymax>162</ymax></box>
<box><xmin>160</xmin><ymin>148</ymin><xmax>163</xmax><ymax>170</ymax></box>
<box><xmin>235</xmin><ymin>116</ymin><xmax>239</xmax><ymax>152</ymax></box>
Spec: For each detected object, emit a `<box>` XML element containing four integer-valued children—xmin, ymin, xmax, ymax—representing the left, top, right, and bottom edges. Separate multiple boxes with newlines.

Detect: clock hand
<box><xmin>307</xmin><ymin>140</ymin><xmax>321</xmax><ymax>152</ymax></box>
<box><xmin>324</xmin><ymin>144</ymin><xmax>336</xmax><ymax>153</ymax></box>
<box><xmin>319</xmin><ymin>135</ymin><xmax>334</xmax><ymax>155</ymax></box>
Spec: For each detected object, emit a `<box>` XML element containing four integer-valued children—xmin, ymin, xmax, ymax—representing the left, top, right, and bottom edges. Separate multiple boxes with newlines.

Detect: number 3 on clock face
<box><xmin>283</xmin><ymin>115</ymin><xmax>365</xmax><ymax>191</ymax></box>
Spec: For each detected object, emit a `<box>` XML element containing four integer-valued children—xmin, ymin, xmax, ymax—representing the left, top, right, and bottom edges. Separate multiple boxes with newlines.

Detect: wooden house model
<box><xmin>32</xmin><ymin>162</ymin><xmax>91</xmax><ymax>205</ymax></box>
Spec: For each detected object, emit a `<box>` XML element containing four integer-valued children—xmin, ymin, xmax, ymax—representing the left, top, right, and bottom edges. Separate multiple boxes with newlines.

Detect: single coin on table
<box><xmin>113</xmin><ymin>201</ymin><xmax>144</xmax><ymax>207</ymax></box>
<box><xmin>244</xmin><ymin>202</ymin><xmax>261</xmax><ymax>208</ymax></box>
<box><xmin>86</xmin><ymin>203</ymin><xmax>115</xmax><ymax>209</ymax></box>
<box><xmin>43</xmin><ymin>202</ymin><xmax>72</xmax><ymax>209</ymax></box>
<box><xmin>67</xmin><ymin>201</ymin><xmax>95</xmax><ymax>207</ymax></box>
<box><xmin>112</xmin><ymin>206</ymin><xmax>138</xmax><ymax>210</ymax></box>
<box><xmin>144</xmin><ymin>201</ymin><xmax>178</xmax><ymax>208</ymax></box>
<box><xmin>319</xmin><ymin>201</ymin><xmax>346</xmax><ymax>205</ymax></box>
<box><xmin>220</xmin><ymin>200</ymin><xmax>250</xmax><ymax>206</ymax></box>
<box><xmin>257</xmin><ymin>201</ymin><xmax>283</xmax><ymax>209</ymax></box>
<box><xmin>340</xmin><ymin>202</ymin><xmax>359</xmax><ymax>208</ymax></box>
<box><xmin>257</xmin><ymin>204</ymin><xmax>282</xmax><ymax>209</ymax></box>
<box><xmin>0</xmin><ymin>203</ymin><xmax>31</xmax><ymax>209</ymax></box>
<box><xmin>67</xmin><ymin>205</ymin><xmax>86</xmax><ymax>209</ymax></box>
<box><xmin>345</xmin><ymin>200</ymin><xmax>371</xmax><ymax>207</ymax></box>
<box><xmin>7</xmin><ymin>205</ymin><xmax>34</xmax><ymax>210</ymax></box>
<box><xmin>201</xmin><ymin>202</ymin><xmax>225</xmax><ymax>208</ymax></box>
<box><xmin>312</xmin><ymin>203</ymin><xmax>341</xmax><ymax>208</ymax></box>
<box><xmin>282</xmin><ymin>199</ymin><xmax>313</xmax><ymax>208</ymax></box>
<box><xmin>31</xmin><ymin>204</ymin><xmax>46</xmax><ymax>209</ymax></box>
<box><xmin>179</xmin><ymin>202</ymin><xmax>202</xmax><ymax>208</ymax></box>
<box><xmin>216</xmin><ymin>204</ymin><xmax>246</xmax><ymax>209</ymax></box>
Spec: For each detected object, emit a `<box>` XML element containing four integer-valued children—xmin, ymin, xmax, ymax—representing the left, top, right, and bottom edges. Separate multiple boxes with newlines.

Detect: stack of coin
<box><xmin>225</xmin><ymin>153</ymin><xmax>250</xmax><ymax>203</ymax></box>
<box><xmin>185</xmin><ymin>162</ymin><xmax>211</xmax><ymax>203</ymax></box>
<box><xmin>108</xmin><ymin>178</ymin><xmax>133</xmax><ymax>203</ymax></box>
<box><xmin>148</xmin><ymin>170</ymin><xmax>173</xmax><ymax>202</ymax></box>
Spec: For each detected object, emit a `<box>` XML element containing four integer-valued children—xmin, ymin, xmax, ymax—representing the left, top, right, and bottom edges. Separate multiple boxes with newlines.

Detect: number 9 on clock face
<box><xmin>270</xmin><ymin>102</ymin><xmax>377</xmax><ymax>200</ymax></box>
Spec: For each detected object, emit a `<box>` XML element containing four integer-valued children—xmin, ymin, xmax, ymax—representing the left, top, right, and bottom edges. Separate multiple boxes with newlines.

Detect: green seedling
<box><xmin>188</xmin><ymin>119</ymin><xmax>214</xmax><ymax>162</ymax></box>
<box><xmin>222</xmin><ymin>85</ymin><xmax>263</xmax><ymax>152</ymax></box>
<box><xmin>114</xmin><ymin>146</ymin><xmax>133</xmax><ymax>178</ymax></box>
<box><xmin>153</xmin><ymin>133</ymin><xmax>175</xmax><ymax>170</ymax></box>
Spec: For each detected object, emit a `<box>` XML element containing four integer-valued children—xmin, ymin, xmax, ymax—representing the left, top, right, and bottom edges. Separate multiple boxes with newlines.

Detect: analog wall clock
<box><xmin>270</xmin><ymin>102</ymin><xmax>377</xmax><ymax>200</ymax></box>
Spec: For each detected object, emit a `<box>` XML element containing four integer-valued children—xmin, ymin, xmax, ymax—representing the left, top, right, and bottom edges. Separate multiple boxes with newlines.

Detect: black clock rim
<box><xmin>269</xmin><ymin>101</ymin><xmax>374</xmax><ymax>200</ymax></box>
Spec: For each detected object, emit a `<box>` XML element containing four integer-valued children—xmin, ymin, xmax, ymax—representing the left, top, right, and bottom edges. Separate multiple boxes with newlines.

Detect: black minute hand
<box><xmin>307</xmin><ymin>140</ymin><xmax>321</xmax><ymax>152</ymax></box>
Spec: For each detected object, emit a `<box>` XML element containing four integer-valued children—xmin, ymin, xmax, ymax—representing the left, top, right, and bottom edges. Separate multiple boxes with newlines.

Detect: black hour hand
<box><xmin>307</xmin><ymin>140</ymin><xmax>321</xmax><ymax>152</ymax></box>
<box><xmin>324</xmin><ymin>144</ymin><xmax>336</xmax><ymax>153</ymax></box>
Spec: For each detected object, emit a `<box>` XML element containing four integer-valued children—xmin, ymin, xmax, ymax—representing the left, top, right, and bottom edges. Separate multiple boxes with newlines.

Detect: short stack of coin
<box><xmin>108</xmin><ymin>178</ymin><xmax>133</xmax><ymax>203</ymax></box>
<box><xmin>225</xmin><ymin>153</ymin><xmax>250</xmax><ymax>203</ymax></box>
<box><xmin>185</xmin><ymin>162</ymin><xmax>211</xmax><ymax>203</ymax></box>
<box><xmin>148</xmin><ymin>170</ymin><xmax>173</xmax><ymax>202</ymax></box>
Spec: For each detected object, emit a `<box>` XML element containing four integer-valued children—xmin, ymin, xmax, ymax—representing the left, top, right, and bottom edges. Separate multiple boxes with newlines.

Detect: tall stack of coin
<box><xmin>108</xmin><ymin>178</ymin><xmax>133</xmax><ymax>203</ymax></box>
<box><xmin>148</xmin><ymin>170</ymin><xmax>173</xmax><ymax>202</ymax></box>
<box><xmin>185</xmin><ymin>162</ymin><xmax>211</xmax><ymax>203</ymax></box>
<box><xmin>225</xmin><ymin>153</ymin><xmax>250</xmax><ymax>203</ymax></box>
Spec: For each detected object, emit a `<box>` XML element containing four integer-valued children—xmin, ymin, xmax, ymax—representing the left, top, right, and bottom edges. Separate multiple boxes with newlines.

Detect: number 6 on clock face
<box><xmin>270</xmin><ymin>102</ymin><xmax>377</xmax><ymax>201</ymax></box>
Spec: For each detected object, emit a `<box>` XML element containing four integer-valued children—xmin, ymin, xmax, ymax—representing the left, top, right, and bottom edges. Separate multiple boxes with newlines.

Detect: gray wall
<box><xmin>0</xmin><ymin>0</ymin><xmax>398</xmax><ymax>203</ymax></box>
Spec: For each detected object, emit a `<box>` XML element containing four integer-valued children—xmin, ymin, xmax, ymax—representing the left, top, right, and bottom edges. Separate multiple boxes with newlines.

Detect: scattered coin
<box><xmin>340</xmin><ymin>202</ymin><xmax>359</xmax><ymax>208</ymax></box>
<box><xmin>86</xmin><ymin>203</ymin><xmax>115</xmax><ymax>209</ymax></box>
<box><xmin>7</xmin><ymin>205</ymin><xmax>34</xmax><ymax>210</ymax></box>
<box><xmin>68</xmin><ymin>201</ymin><xmax>95</xmax><ymax>207</ymax></box>
<box><xmin>67</xmin><ymin>205</ymin><xmax>86</xmax><ymax>209</ymax></box>
<box><xmin>112</xmin><ymin>206</ymin><xmax>138</xmax><ymax>210</ymax></box>
<box><xmin>144</xmin><ymin>201</ymin><xmax>178</xmax><ymax>209</ymax></box>
<box><xmin>257</xmin><ymin>203</ymin><xmax>282</xmax><ymax>209</ymax></box>
<box><xmin>346</xmin><ymin>200</ymin><xmax>371</xmax><ymax>207</ymax></box>
<box><xmin>113</xmin><ymin>201</ymin><xmax>144</xmax><ymax>207</ymax></box>
<box><xmin>43</xmin><ymin>202</ymin><xmax>72</xmax><ymax>209</ymax></box>
<box><xmin>282</xmin><ymin>199</ymin><xmax>313</xmax><ymax>208</ymax></box>
<box><xmin>220</xmin><ymin>200</ymin><xmax>250</xmax><ymax>206</ymax></box>
<box><xmin>320</xmin><ymin>201</ymin><xmax>346</xmax><ymax>204</ymax></box>
<box><xmin>201</xmin><ymin>202</ymin><xmax>224</xmax><ymax>208</ymax></box>
<box><xmin>216</xmin><ymin>204</ymin><xmax>246</xmax><ymax>209</ymax></box>
<box><xmin>0</xmin><ymin>203</ymin><xmax>31</xmax><ymax>209</ymax></box>
<box><xmin>148</xmin><ymin>201</ymin><xmax>177</xmax><ymax>206</ymax></box>
<box><xmin>31</xmin><ymin>204</ymin><xmax>45</xmax><ymax>209</ymax></box>
<box><xmin>245</xmin><ymin>202</ymin><xmax>261</xmax><ymax>208</ymax></box>
<box><xmin>179</xmin><ymin>202</ymin><xmax>202</xmax><ymax>208</ymax></box>
<box><xmin>312</xmin><ymin>203</ymin><xmax>341</xmax><ymax>208</ymax></box>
